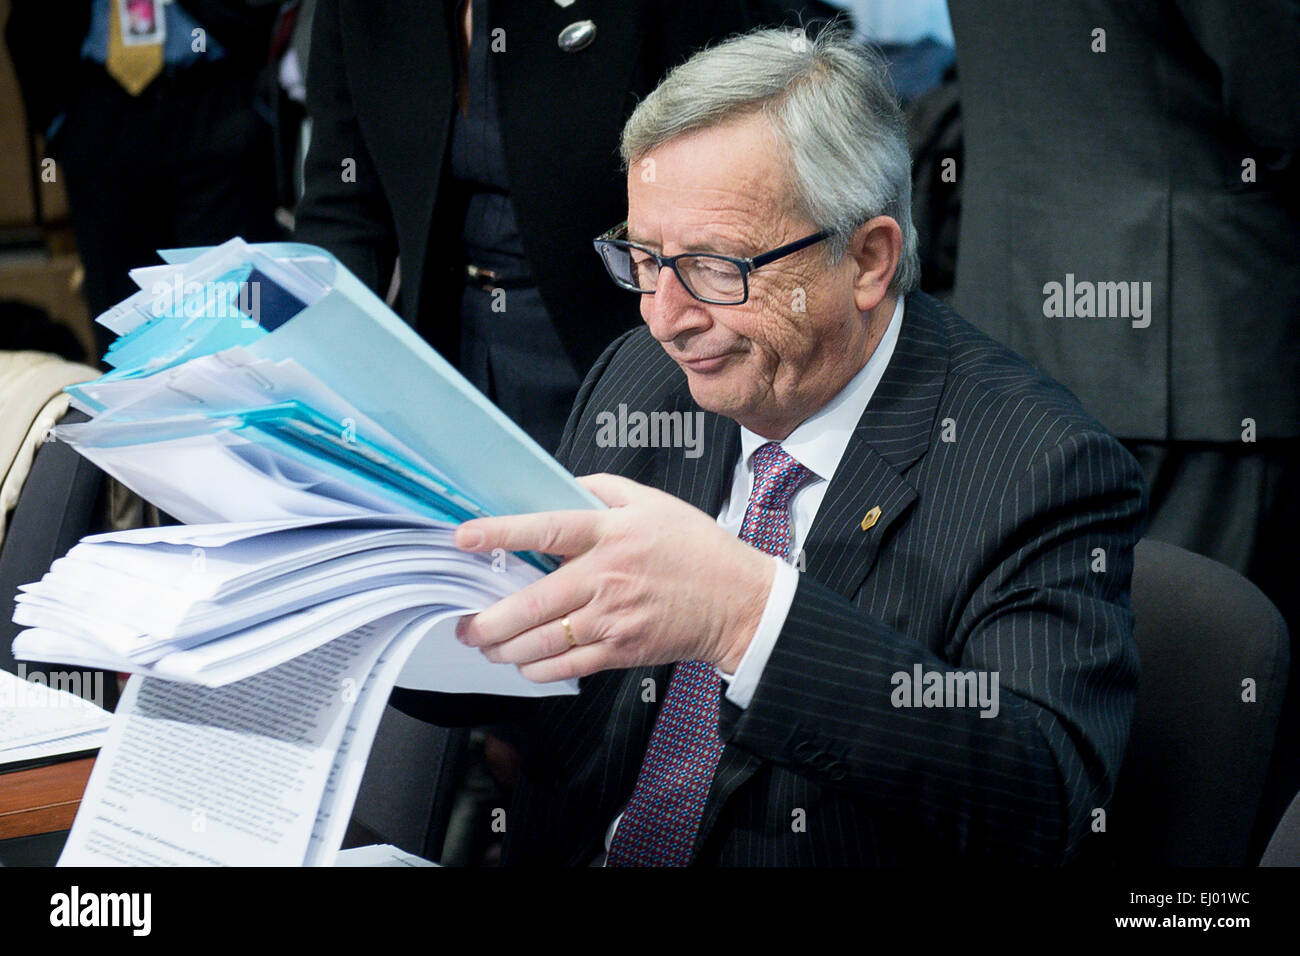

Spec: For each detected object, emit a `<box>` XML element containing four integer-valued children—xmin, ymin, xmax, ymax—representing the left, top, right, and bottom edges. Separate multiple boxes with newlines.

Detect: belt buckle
<box><xmin>466</xmin><ymin>263</ymin><xmax>501</xmax><ymax>291</ymax></box>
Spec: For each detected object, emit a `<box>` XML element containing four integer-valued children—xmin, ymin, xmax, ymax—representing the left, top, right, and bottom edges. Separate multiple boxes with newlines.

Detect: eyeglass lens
<box><xmin>607</xmin><ymin>245</ymin><xmax>746</xmax><ymax>303</ymax></box>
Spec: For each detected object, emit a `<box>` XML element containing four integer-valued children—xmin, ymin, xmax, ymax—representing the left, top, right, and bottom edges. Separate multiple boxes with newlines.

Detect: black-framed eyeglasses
<box><xmin>592</xmin><ymin>222</ymin><xmax>830</xmax><ymax>305</ymax></box>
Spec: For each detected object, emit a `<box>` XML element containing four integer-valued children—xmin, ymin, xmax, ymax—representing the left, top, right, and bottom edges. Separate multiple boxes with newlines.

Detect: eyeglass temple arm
<box><xmin>748</xmin><ymin>231</ymin><xmax>831</xmax><ymax>268</ymax></box>
<box><xmin>596</xmin><ymin>221</ymin><xmax>630</xmax><ymax>242</ymax></box>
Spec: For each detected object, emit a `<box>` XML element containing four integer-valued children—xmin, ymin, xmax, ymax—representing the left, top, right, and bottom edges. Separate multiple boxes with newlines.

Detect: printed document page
<box><xmin>57</xmin><ymin>616</ymin><xmax>410</xmax><ymax>866</ymax></box>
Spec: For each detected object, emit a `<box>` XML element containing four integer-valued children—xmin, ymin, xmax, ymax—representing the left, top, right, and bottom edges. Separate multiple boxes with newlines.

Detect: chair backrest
<box><xmin>1261</xmin><ymin>788</ymin><xmax>1300</xmax><ymax>866</ymax></box>
<box><xmin>1107</xmin><ymin>539</ymin><xmax>1290</xmax><ymax>865</ymax></box>
<box><xmin>0</xmin><ymin>407</ymin><xmax>117</xmax><ymax>709</ymax></box>
<box><xmin>344</xmin><ymin>705</ymin><xmax>468</xmax><ymax>862</ymax></box>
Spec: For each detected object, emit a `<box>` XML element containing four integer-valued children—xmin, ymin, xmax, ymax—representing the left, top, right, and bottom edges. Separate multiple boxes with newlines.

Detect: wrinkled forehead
<box><xmin>625</xmin><ymin>115</ymin><xmax>798</xmax><ymax>253</ymax></box>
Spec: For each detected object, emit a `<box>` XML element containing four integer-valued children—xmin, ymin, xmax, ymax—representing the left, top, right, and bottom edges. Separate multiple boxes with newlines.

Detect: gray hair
<box><xmin>620</xmin><ymin>26</ymin><xmax>920</xmax><ymax>295</ymax></box>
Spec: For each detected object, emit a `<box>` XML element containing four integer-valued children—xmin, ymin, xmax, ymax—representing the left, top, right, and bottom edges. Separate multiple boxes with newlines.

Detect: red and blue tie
<box><xmin>606</xmin><ymin>442</ymin><xmax>814</xmax><ymax>866</ymax></box>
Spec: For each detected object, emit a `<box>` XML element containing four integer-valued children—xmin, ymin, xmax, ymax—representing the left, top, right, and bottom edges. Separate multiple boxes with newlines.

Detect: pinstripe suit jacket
<box><xmin>394</xmin><ymin>290</ymin><xmax>1146</xmax><ymax>865</ymax></box>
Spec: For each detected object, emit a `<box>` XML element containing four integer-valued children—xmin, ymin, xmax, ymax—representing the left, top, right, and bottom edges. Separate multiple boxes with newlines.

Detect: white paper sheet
<box><xmin>57</xmin><ymin>619</ymin><xmax>399</xmax><ymax>866</ymax></box>
<box><xmin>0</xmin><ymin>669</ymin><xmax>112</xmax><ymax>766</ymax></box>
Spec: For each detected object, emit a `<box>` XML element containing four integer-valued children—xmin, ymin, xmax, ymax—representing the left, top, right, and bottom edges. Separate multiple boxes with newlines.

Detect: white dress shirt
<box><xmin>716</xmin><ymin>295</ymin><xmax>904</xmax><ymax>707</ymax></box>
<box><xmin>601</xmin><ymin>297</ymin><xmax>904</xmax><ymax>861</ymax></box>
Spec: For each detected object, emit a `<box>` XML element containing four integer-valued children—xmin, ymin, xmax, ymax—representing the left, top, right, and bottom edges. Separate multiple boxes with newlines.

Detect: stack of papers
<box><xmin>0</xmin><ymin>668</ymin><xmax>112</xmax><ymax>769</ymax></box>
<box><xmin>7</xmin><ymin>237</ymin><xmax>594</xmax><ymax>865</ymax></box>
<box><xmin>12</xmin><ymin>237</ymin><xmax>597</xmax><ymax>691</ymax></box>
<box><xmin>13</xmin><ymin>516</ymin><xmax>550</xmax><ymax>694</ymax></box>
<box><xmin>68</xmin><ymin>237</ymin><xmax>600</xmax><ymax>520</ymax></box>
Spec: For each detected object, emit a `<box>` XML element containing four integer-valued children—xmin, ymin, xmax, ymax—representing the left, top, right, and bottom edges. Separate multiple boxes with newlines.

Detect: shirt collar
<box><xmin>738</xmin><ymin>295</ymin><xmax>906</xmax><ymax>481</ymax></box>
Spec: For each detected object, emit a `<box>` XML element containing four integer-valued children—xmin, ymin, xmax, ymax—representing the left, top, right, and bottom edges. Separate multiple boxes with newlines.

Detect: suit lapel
<box><xmin>798</xmin><ymin>448</ymin><xmax>918</xmax><ymax>598</ymax></box>
<box><xmin>801</xmin><ymin>293</ymin><xmax>949</xmax><ymax>594</ymax></box>
<box><xmin>693</xmin><ymin>294</ymin><xmax>951</xmax><ymax>859</ymax></box>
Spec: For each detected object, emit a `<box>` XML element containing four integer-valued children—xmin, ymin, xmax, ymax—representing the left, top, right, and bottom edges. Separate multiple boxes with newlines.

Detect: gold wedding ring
<box><xmin>561</xmin><ymin>616</ymin><xmax>576</xmax><ymax>649</ymax></box>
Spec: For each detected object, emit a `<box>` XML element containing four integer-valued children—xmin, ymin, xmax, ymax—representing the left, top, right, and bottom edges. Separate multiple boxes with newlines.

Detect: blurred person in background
<box><xmin>6</xmin><ymin>0</ymin><xmax>285</xmax><ymax>357</ymax></box>
<box><xmin>822</xmin><ymin>0</ymin><xmax>954</xmax><ymax>103</ymax></box>
<box><xmin>947</xmin><ymin>0</ymin><xmax>1300</xmax><ymax>856</ymax></box>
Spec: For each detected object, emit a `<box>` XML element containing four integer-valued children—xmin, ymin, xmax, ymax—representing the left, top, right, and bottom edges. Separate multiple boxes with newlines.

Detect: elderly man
<box><xmin>394</xmin><ymin>26</ymin><xmax>1145</xmax><ymax>866</ymax></box>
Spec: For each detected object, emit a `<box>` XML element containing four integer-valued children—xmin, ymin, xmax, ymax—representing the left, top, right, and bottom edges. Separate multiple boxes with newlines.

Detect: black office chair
<box><xmin>343</xmin><ymin>707</ymin><xmax>468</xmax><ymax>863</ymax></box>
<box><xmin>1104</xmin><ymin>539</ymin><xmax>1290</xmax><ymax>865</ymax></box>
<box><xmin>1260</xmin><ymin>788</ymin><xmax>1300</xmax><ymax>866</ymax></box>
<box><xmin>0</xmin><ymin>407</ymin><xmax>118</xmax><ymax>710</ymax></box>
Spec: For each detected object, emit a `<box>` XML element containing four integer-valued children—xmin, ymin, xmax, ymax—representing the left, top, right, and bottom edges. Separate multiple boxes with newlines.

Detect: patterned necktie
<box><xmin>606</xmin><ymin>442</ymin><xmax>814</xmax><ymax>866</ymax></box>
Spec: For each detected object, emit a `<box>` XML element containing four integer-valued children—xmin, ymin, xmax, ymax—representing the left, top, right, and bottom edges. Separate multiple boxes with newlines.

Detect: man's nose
<box><xmin>641</xmin><ymin>265</ymin><xmax>710</xmax><ymax>342</ymax></box>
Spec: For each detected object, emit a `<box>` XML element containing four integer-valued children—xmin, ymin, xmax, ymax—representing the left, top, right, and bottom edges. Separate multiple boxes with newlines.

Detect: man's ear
<box><xmin>847</xmin><ymin>216</ymin><xmax>902</xmax><ymax>313</ymax></box>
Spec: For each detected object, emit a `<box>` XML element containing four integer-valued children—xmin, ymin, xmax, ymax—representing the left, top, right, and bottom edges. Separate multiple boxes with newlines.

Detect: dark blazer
<box><xmin>292</xmin><ymin>0</ymin><xmax>753</xmax><ymax>375</ymax></box>
<box><xmin>947</xmin><ymin>0</ymin><xmax>1300</xmax><ymax>442</ymax></box>
<box><xmin>394</xmin><ymin>291</ymin><xmax>1147</xmax><ymax>865</ymax></box>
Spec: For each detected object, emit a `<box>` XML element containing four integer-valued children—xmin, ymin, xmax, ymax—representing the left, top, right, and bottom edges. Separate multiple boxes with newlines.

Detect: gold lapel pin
<box><xmin>860</xmin><ymin>506</ymin><xmax>882</xmax><ymax>531</ymax></box>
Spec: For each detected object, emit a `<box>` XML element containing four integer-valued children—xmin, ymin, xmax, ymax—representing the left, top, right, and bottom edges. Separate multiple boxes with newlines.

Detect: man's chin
<box><xmin>683</xmin><ymin>376</ymin><xmax>747</xmax><ymax>419</ymax></box>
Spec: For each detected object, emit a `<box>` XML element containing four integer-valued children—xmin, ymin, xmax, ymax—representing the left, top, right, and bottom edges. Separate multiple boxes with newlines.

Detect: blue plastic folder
<box><xmin>150</xmin><ymin>242</ymin><xmax>604</xmax><ymax>519</ymax></box>
<box><xmin>100</xmin><ymin>264</ymin><xmax>262</xmax><ymax>375</ymax></box>
<box><xmin>61</xmin><ymin>241</ymin><xmax>602</xmax><ymax>574</ymax></box>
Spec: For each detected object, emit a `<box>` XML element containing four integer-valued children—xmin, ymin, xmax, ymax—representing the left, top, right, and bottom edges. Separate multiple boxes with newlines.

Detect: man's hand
<box><xmin>453</xmin><ymin>473</ymin><xmax>775</xmax><ymax>683</ymax></box>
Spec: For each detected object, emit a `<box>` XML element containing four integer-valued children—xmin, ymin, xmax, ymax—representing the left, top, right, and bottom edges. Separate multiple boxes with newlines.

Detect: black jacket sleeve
<box><xmin>291</xmin><ymin>0</ymin><xmax>399</xmax><ymax>297</ymax></box>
